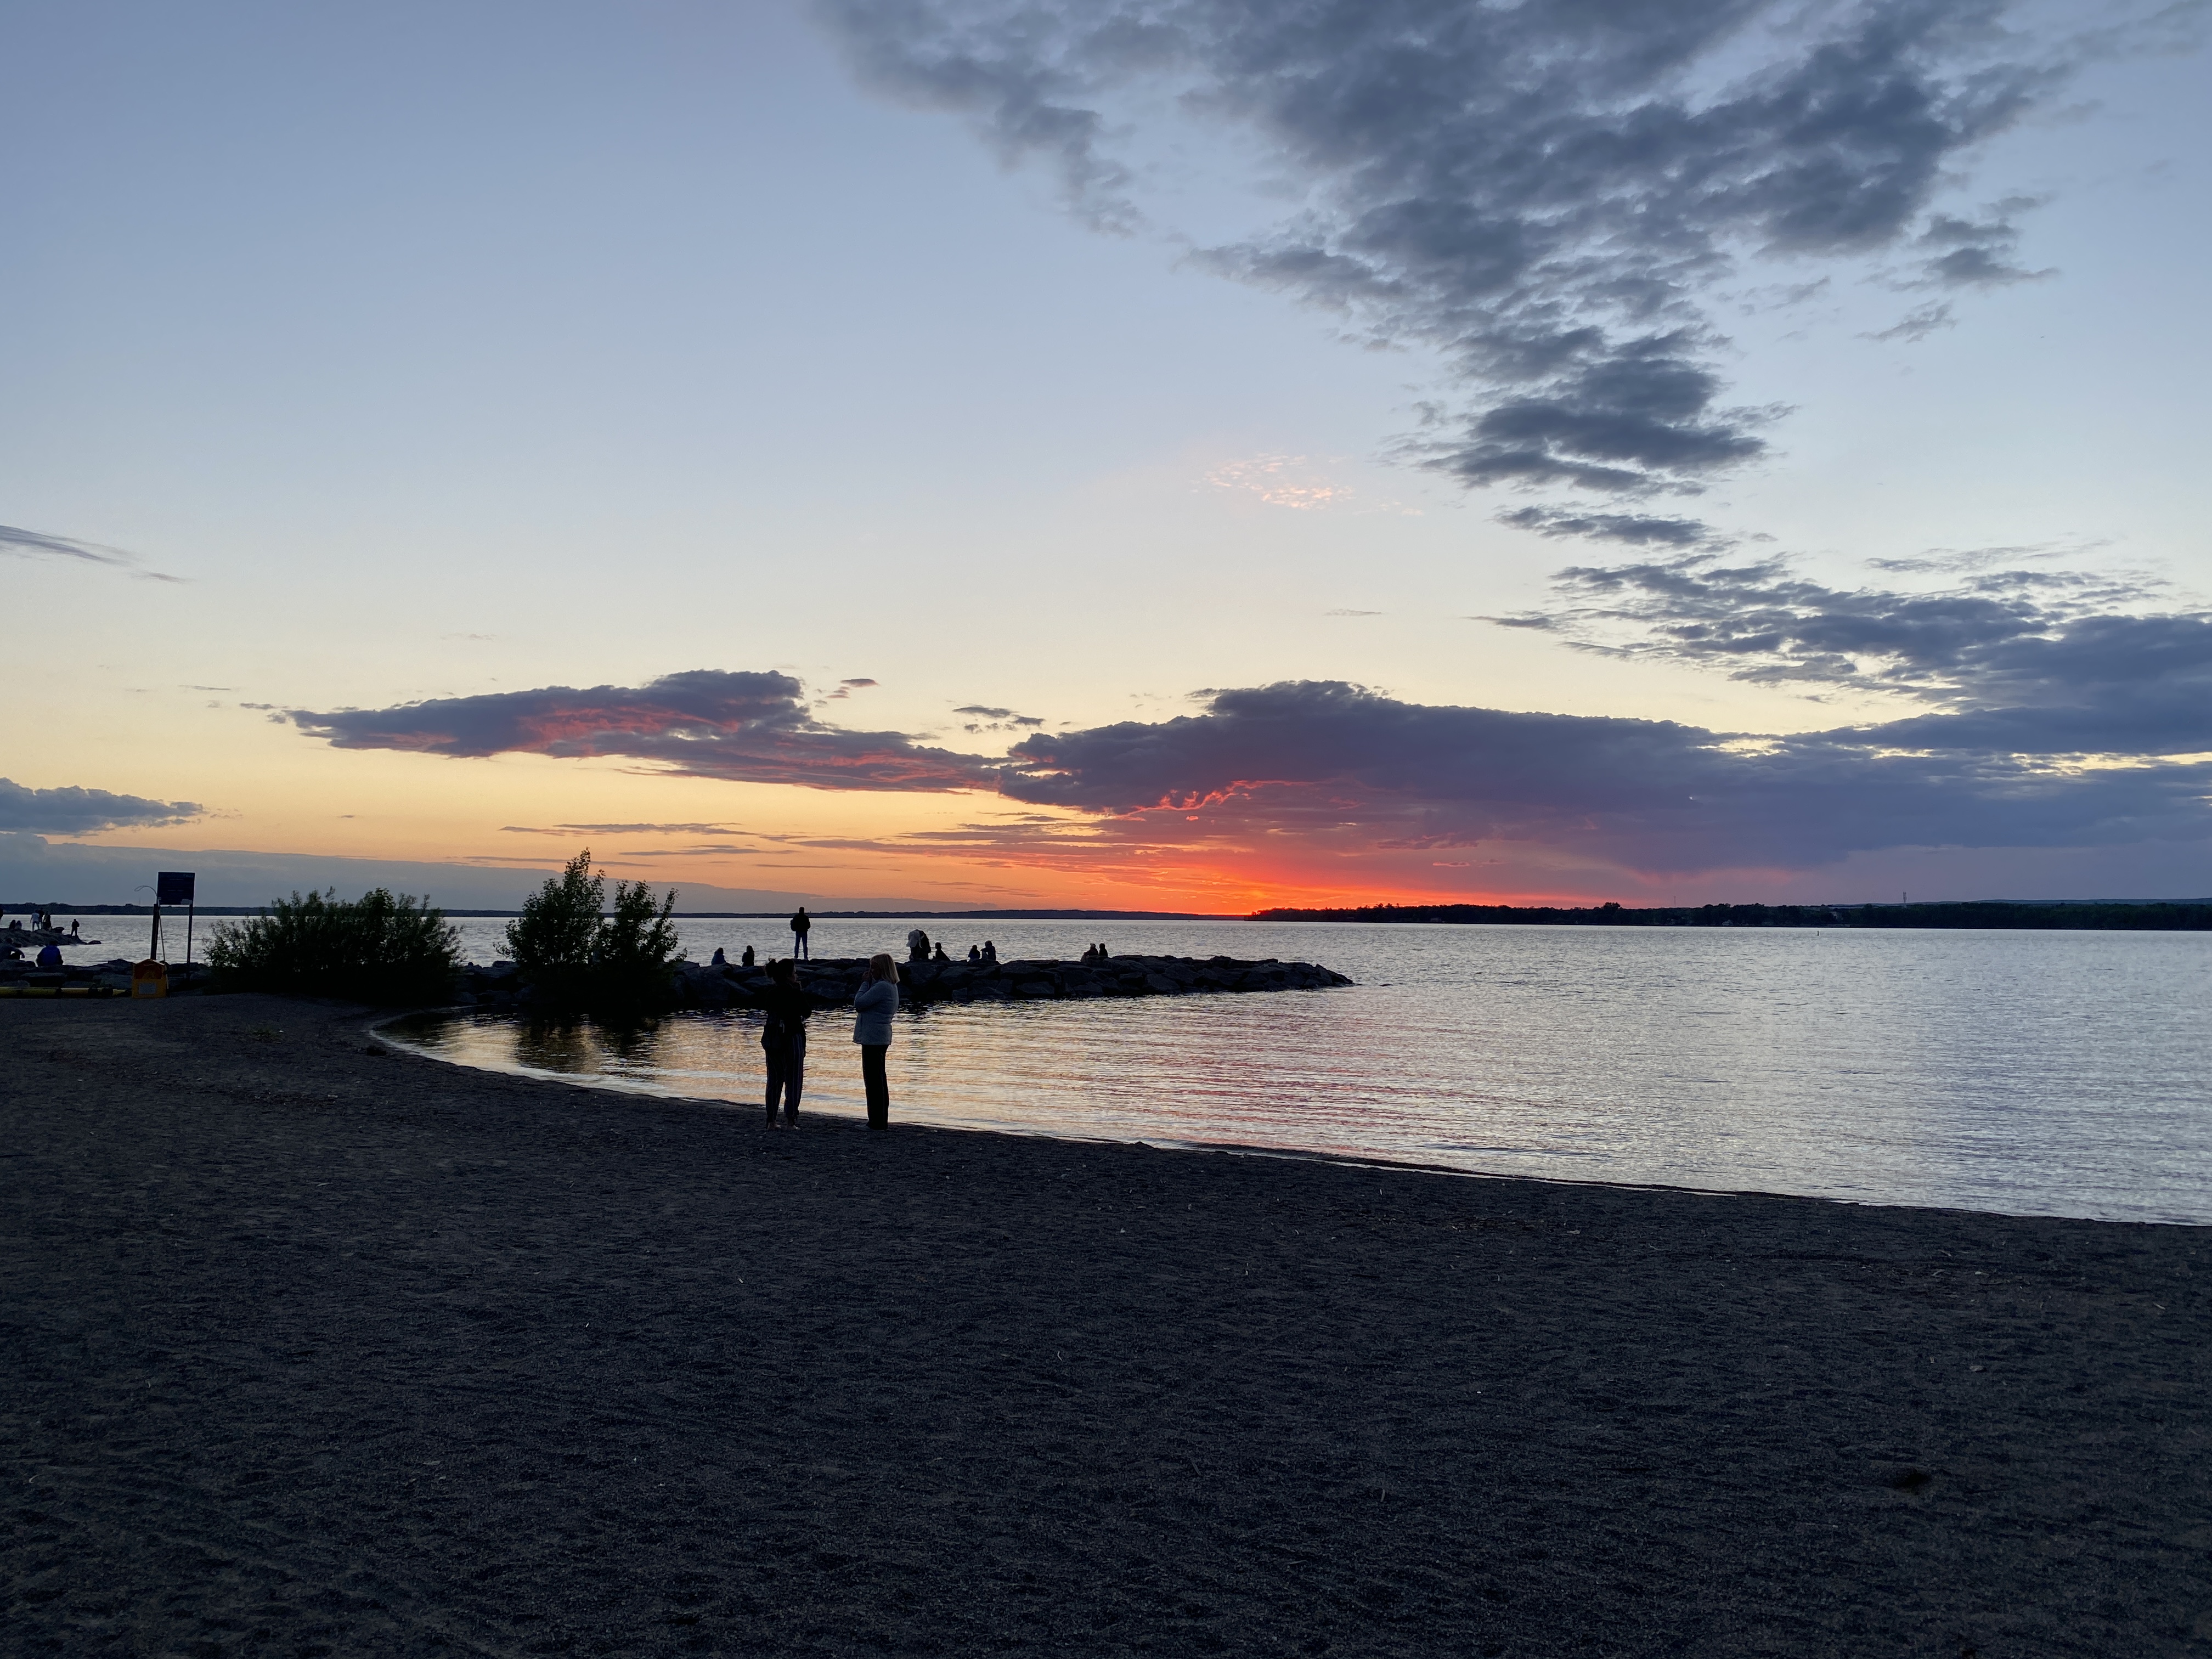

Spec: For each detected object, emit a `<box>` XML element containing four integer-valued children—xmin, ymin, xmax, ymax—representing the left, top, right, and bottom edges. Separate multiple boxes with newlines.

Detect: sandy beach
<box><xmin>4</xmin><ymin>995</ymin><xmax>2206</xmax><ymax>1656</ymax></box>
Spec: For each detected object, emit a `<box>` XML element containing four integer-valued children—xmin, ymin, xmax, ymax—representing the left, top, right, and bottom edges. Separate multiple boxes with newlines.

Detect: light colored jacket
<box><xmin>853</xmin><ymin>977</ymin><xmax>898</xmax><ymax>1045</ymax></box>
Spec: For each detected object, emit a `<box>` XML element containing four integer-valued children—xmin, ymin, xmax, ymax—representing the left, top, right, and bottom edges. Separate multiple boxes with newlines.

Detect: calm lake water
<box><xmin>371</xmin><ymin>918</ymin><xmax>2212</xmax><ymax>1226</ymax></box>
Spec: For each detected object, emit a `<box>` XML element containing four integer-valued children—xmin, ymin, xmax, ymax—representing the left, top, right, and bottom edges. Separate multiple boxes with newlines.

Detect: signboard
<box><xmin>156</xmin><ymin>872</ymin><xmax>196</xmax><ymax>905</ymax></box>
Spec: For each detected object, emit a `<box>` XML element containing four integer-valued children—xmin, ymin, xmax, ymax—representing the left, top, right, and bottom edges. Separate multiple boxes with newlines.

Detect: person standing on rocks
<box><xmin>759</xmin><ymin>960</ymin><xmax>814</xmax><ymax>1128</ymax></box>
<box><xmin>854</xmin><ymin>953</ymin><xmax>899</xmax><ymax>1131</ymax></box>
<box><xmin>789</xmin><ymin>905</ymin><xmax>811</xmax><ymax>961</ymax></box>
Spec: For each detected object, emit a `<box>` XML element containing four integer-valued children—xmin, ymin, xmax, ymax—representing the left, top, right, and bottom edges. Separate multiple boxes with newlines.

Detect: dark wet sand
<box><xmin>4</xmin><ymin>995</ymin><xmax>2206</xmax><ymax>1656</ymax></box>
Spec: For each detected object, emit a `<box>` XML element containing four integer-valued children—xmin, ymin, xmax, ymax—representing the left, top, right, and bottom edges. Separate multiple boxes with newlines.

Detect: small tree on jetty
<box><xmin>208</xmin><ymin>888</ymin><xmax>463</xmax><ymax>1005</ymax></box>
<box><xmin>505</xmin><ymin>849</ymin><xmax>682</xmax><ymax>1014</ymax></box>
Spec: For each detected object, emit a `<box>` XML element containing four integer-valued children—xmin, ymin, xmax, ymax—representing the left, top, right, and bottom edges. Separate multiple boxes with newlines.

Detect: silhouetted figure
<box><xmin>932</xmin><ymin>941</ymin><xmax>947</xmax><ymax>962</ymax></box>
<box><xmin>1081</xmin><ymin>943</ymin><xmax>1098</xmax><ymax>963</ymax></box>
<box><xmin>710</xmin><ymin>946</ymin><xmax>727</xmax><ymax>967</ymax></box>
<box><xmin>967</xmin><ymin>944</ymin><xmax>980</xmax><ymax>962</ymax></box>
<box><xmin>789</xmin><ymin>906</ymin><xmax>811</xmax><ymax>960</ymax></box>
<box><xmin>1096</xmin><ymin>942</ymin><xmax>1109</xmax><ymax>960</ymax></box>
<box><xmin>907</xmin><ymin>927</ymin><xmax>930</xmax><ymax>962</ymax></box>
<box><xmin>36</xmin><ymin>942</ymin><xmax>63</xmax><ymax>968</ymax></box>
<box><xmin>980</xmin><ymin>940</ymin><xmax>997</xmax><ymax>963</ymax></box>
<box><xmin>69</xmin><ymin>919</ymin><xmax>80</xmax><ymax>937</ymax></box>
<box><xmin>854</xmin><ymin>954</ymin><xmax>900</xmax><ymax>1130</ymax></box>
<box><xmin>740</xmin><ymin>944</ymin><xmax>755</xmax><ymax>968</ymax></box>
<box><xmin>759</xmin><ymin>960</ymin><xmax>813</xmax><ymax>1128</ymax></box>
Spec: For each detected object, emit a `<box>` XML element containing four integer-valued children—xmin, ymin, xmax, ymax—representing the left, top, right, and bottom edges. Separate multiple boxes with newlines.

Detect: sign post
<box><xmin>156</xmin><ymin>873</ymin><xmax>196</xmax><ymax>969</ymax></box>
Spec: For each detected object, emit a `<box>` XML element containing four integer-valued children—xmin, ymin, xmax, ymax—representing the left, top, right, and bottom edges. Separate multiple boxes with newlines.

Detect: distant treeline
<box><xmin>1250</xmin><ymin>900</ymin><xmax>2212</xmax><ymax>931</ymax></box>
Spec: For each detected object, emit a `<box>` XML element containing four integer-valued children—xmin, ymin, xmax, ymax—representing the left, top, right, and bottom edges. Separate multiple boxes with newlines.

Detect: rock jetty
<box><xmin>453</xmin><ymin>953</ymin><xmax>1352</xmax><ymax>1013</ymax></box>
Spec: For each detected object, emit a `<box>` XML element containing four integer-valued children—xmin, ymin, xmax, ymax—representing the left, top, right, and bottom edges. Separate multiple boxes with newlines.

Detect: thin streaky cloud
<box><xmin>1</xmin><ymin>523</ymin><xmax>183</xmax><ymax>583</ymax></box>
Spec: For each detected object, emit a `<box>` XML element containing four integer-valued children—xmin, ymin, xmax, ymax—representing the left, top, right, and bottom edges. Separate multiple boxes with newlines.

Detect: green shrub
<box><xmin>208</xmin><ymin>888</ymin><xmax>463</xmax><ymax>1005</ymax></box>
<box><xmin>505</xmin><ymin>850</ymin><xmax>682</xmax><ymax>1014</ymax></box>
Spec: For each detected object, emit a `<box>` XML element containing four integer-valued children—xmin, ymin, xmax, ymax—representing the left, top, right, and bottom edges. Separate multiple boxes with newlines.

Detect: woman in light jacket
<box><xmin>853</xmin><ymin>952</ymin><xmax>900</xmax><ymax>1130</ymax></box>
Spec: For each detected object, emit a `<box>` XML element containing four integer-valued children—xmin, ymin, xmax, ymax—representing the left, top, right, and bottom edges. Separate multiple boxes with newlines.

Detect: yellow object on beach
<box><xmin>132</xmin><ymin>961</ymin><xmax>168</xmax><ymax>999</ymax></box>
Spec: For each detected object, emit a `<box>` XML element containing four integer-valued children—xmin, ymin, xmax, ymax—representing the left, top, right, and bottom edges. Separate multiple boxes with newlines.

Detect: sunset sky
<box><xmin>5</xmin><ymin>0</ymin><xmax>2209</xmax><ymax>911</ymax></box>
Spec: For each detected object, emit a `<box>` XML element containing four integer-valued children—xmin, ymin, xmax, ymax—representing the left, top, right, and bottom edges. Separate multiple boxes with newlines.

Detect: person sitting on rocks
<box><xmin>981</xmin><ymin>940</ymin><xmax>998</xmax><ymax>963</ymax></box>
<box><xmin>1096</xmin><ymin>943</ymin><xmax>1110</xmax><ymax>960</ymax></box>
<box><xmin>932</xmin><ymin>941</ymin><xmax>947</xmax><ymax>962</ymax></box>
<box><xmin>710</xmin><ymin>946</ymin><xmax>727</xmax><ymax>967</ymax></box>
<box><xmin>36</xmin><ymin>941</ymin><xmax>64</xmax><ymax>968</ymax></box>
<box><xmin>741</xmin><ymin>944</ymin><xmax>756</xmax><ymax>967</ymax></box>
<box><xmin>907</xmin><ymin>928</ymin><xmax>930</xmax><ymax>962</ymax></box>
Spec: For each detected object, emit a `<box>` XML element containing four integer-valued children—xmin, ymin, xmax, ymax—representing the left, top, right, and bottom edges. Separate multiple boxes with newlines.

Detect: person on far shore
<box><xmin>759</xmin><ymin>960</ymin><xmax>814</xmax><ymax>1129</ymax></box>
<box><xmin>789</xmin><ymin>906</ymin><xmax>811</xmax><ymax>961</ymax></box>
<box><xmin>854</xmin><ymin>954</ymin><xmax>899</xmax><ymax>1131</ymax></box>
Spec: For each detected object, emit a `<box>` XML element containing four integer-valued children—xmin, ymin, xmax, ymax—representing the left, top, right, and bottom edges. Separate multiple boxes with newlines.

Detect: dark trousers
<box><xmin>792</xmin><ymin>932</ymin><xmax>809</xmax><ymax>960</ymax></box>
<box><xmin>860</xmin><ymin>1043</ymin><xmax>889</xmax><ymax>1129</ymax></box>
<box><xmin>765</xmin><ymin>1030</ymin><xmax>805</xmax><ymax>1125</ymax></box>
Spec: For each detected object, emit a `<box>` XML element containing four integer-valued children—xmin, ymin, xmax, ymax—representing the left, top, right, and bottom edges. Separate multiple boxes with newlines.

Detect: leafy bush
<box><xmin>208</xmin><ymin>888</ymin><xmax>463</xmax><ymax>1005</ymax></box>
<box><xmin>505</xmin><ymin>850</ymin><xmax>683</xmax><ymax>1014</ymax></box>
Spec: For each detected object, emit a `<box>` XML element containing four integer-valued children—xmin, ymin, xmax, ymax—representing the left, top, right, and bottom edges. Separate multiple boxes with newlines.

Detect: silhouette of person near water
<box><xmin>980</xmin><ymin>940</ymin><xmax>997</xmax><ymax>963</ymax></box>
<box><xmin>741</xmin><ymin>944</ymin><xmax>755</xmax><ymax>967</ymax></box>
<box><xmin>906</xmin><ymin>928</ymin><xmax>930</xmax><ymax>962</ymax></box>
<box><xmin>854</xmin><ymin>954</ymin><xmax>899</xmax><ymax>1130</ymax></box>
<box><xmin>759</xmin><ymin>960</ymin><xmax>814</xmax><ymax>1128</ymax></box>
<box><xmin>789</xmin><ymin>906</ymin><xmax>811</xmax><ymax>960</ymax></box>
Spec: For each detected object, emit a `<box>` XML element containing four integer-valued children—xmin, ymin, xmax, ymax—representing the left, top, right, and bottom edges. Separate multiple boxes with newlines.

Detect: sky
<box><xmin>4</xmin><ymin>0</ymin><xmax>2209</xmax><ymax>912</ymax></box>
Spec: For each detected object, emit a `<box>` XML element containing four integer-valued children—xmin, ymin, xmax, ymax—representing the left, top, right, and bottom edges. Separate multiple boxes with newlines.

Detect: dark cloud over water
<box><xmin>1488</xmin><ymin>553</ymin><xmax>2212</xmax><ymax>755</ymax></box>
<box><xmin>0</xmin><ymin>778</ymin><xmax>202</xmax><ymax>836</ymax></box>
<box><xmin>292</xmin><ymin>667</ymin><xmax>2212</xmax><ymax>882</ymax></box>
<box><xmin>287</xmin><ymin>671</ymin><xmax>997</xmax><ymax>793</ymax></box>
<box><xmin>819</xmin><ymin>0</ymin><xmax>2145</xmax><ymax>498</ymax></box>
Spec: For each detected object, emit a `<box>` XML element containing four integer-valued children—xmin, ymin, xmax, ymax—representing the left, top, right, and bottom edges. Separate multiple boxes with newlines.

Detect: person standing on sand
<box><xmin>789</xmin><ymin>906</ymin><xmax>811</xmax><ymax>961</ymax></box>
<box><xmin>759</xmin><ymin>960</ymin><xmax>814</xmax><ymax>1128</ymax></box>
<box><xmin>853</xmin><ymin>953</ymin><xmax>899</xmax><ymax>1131</ymax></box>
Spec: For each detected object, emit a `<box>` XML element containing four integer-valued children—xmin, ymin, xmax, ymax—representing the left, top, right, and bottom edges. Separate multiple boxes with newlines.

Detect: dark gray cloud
<box><xmin>994</xmin><ymin>679</ymin><xmax>2212</xmax><ymax>874</ymax></box>
<box><xmin>290</xmin><ymin>664</ymin><xmax>2212</xmax><ymax>880</ymax></box>
<box><xmin>1496</xmin><ymin>506</ymin><xmax>1723</xmax><ymax>549</ymax></box>
<box><xmin>953</xmin><ymin>703</ymin><xmax>1047</xmax><ymax>732</ymax></box>
<box><xmin>1912</xmin><ymin>195</ymin><xmax>2051</xmax><ymax>287</ymax></box>
<box><xmin>0</xmin><ymin>777</ymin><xmax>203</xmax><ymax>835</ymax></box>
<box><xmin>1487</xmin><ymin>553</ymin><xmax>2212</xmax><ymax>754</ymax></box>
<box><xmin>819</xmin><ymin>0</ymin><xmax>2135</xmax><ymax>497</ymax></box>
<box><xmin>288</xmin><ymin>670</ymin><xmax>1000</xmax><ymax>793</ymax></box>
<box><xmin>1</xmin><ymin>523</ymin><xmax>182</xmax><ymax>583</ymax></box>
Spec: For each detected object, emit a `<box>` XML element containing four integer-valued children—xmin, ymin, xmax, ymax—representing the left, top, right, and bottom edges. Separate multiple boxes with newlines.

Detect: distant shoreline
<box><xmin>1257</xmin><ymin>899</ymin><xmax>2212</xmax><ymax>931</ymax></box>
<box><xmin>12</xmin><ymin>898</ymin><xmax>2212</xmax><ymax>929</ymax></box>
<box><xmin>1</xmin><ymin>905</ymin><xmax>1239</xmax><ymax>921</ymax></box>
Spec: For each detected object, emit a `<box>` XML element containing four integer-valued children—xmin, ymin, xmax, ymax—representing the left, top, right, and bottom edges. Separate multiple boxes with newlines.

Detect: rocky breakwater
<box><xmin>452</xmin><ymin>953</ymin><xmax>1353</xmax><ymax>1013</ymax></box>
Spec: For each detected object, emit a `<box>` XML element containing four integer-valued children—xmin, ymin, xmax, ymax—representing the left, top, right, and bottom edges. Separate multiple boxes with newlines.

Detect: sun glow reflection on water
<box><xmin>385</xmin><ymin>921</ymin><xmax>2212</xmax><ymax>1224</ymax></box>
